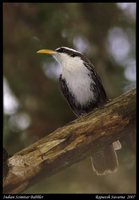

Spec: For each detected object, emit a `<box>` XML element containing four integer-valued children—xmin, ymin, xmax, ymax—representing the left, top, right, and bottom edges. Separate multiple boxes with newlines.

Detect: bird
<box><xmin>37</xmin><ymin>46</ymin><xmax>121</xmax><ymax>175</ymax></box>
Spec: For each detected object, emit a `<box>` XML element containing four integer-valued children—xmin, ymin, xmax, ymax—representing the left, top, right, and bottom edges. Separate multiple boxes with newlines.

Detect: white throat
<box><xmin>54</xmin><ymin>53</ymin><xmax>95</xmax><ymax>105</ymax></box>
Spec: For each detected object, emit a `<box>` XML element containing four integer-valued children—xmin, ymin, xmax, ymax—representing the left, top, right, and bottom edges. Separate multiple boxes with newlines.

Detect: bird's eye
<box><xmin>56</xmin><ymin>48</ymin><xmax>64</xmax><ymax>53</ymax></box>
<box><xmin>59</xmin><ymin>48</ymin><xmax>63</xmax><ymax>53</ymax></box>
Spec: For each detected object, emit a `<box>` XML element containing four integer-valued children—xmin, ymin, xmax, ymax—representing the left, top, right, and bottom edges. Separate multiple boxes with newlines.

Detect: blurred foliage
<box><xmin>3</xmin><ymin>3</ymin><xmax>136</xmax><ymax>193</ymax></box>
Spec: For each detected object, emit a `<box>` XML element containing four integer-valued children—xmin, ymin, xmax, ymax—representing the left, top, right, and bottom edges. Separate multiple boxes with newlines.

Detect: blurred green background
<box><xmin>3</xmin><ymin>3</ymin><xmax>136</xmax><ymax>193</ymax></box>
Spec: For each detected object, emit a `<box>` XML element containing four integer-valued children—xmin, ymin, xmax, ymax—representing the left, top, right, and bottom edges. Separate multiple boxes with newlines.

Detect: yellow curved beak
<box><xmin>36</xmin><ymin>49</ymin><xmax>56</xmax><ymax>55</ymax></box>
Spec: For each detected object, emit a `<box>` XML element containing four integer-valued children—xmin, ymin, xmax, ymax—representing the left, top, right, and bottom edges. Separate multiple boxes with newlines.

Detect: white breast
<box><xmin>55</xmin><ymin>53</ymin><xmax>95</xmax><ymax>105</ymax></box>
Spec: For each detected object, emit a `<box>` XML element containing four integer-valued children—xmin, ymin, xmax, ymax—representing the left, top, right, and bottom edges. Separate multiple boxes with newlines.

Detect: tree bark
<box><xmin>3</xmin><ymin>89</ymin><xmax>136</xmax><ymax>194</ymax></box>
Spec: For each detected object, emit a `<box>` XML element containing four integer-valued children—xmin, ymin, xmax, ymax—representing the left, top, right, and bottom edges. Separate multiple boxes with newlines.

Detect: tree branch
<box><xmin>3</xmin><ymin>89</ymin><xmax>136</xmax><ymax>194</ymax></box>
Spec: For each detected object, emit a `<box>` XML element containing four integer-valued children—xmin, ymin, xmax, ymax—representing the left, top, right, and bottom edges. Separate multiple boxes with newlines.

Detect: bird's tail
<box><xmin>91</xmin><ymin>141</ymin><xmax>121</xmax><ymax>175</ymax></box>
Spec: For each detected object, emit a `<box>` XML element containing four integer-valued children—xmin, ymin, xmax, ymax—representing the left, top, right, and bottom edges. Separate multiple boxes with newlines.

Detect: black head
<box><xmin>55</xmin><ymin>47</ymin><xmax>83</xmax><ymax>58</ymax></box>
<box><xmin>54</xmin><ymin>47</ymin><xmax>92</xmax><ymax>66</ymax></box>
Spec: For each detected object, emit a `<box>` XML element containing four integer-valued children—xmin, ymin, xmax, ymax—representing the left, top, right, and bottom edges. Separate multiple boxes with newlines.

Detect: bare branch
<box><xmin>3</xmin><ymin>89</ymin><xmax>136</xmax><ymax>194</ymax></box>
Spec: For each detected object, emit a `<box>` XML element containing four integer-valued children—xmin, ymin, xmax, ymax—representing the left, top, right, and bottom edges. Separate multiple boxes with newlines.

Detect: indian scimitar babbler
<box><xmin>37</xmin><ymin>47</ymin><xmax>121</xmax><ymax>175</ymax></box>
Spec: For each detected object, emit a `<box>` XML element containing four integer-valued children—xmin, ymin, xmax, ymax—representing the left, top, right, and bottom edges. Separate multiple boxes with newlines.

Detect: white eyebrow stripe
<box><xmin>56</xmin><ymin>47</ymin><xmax>80</xmax><ymax>53</ymax></box>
